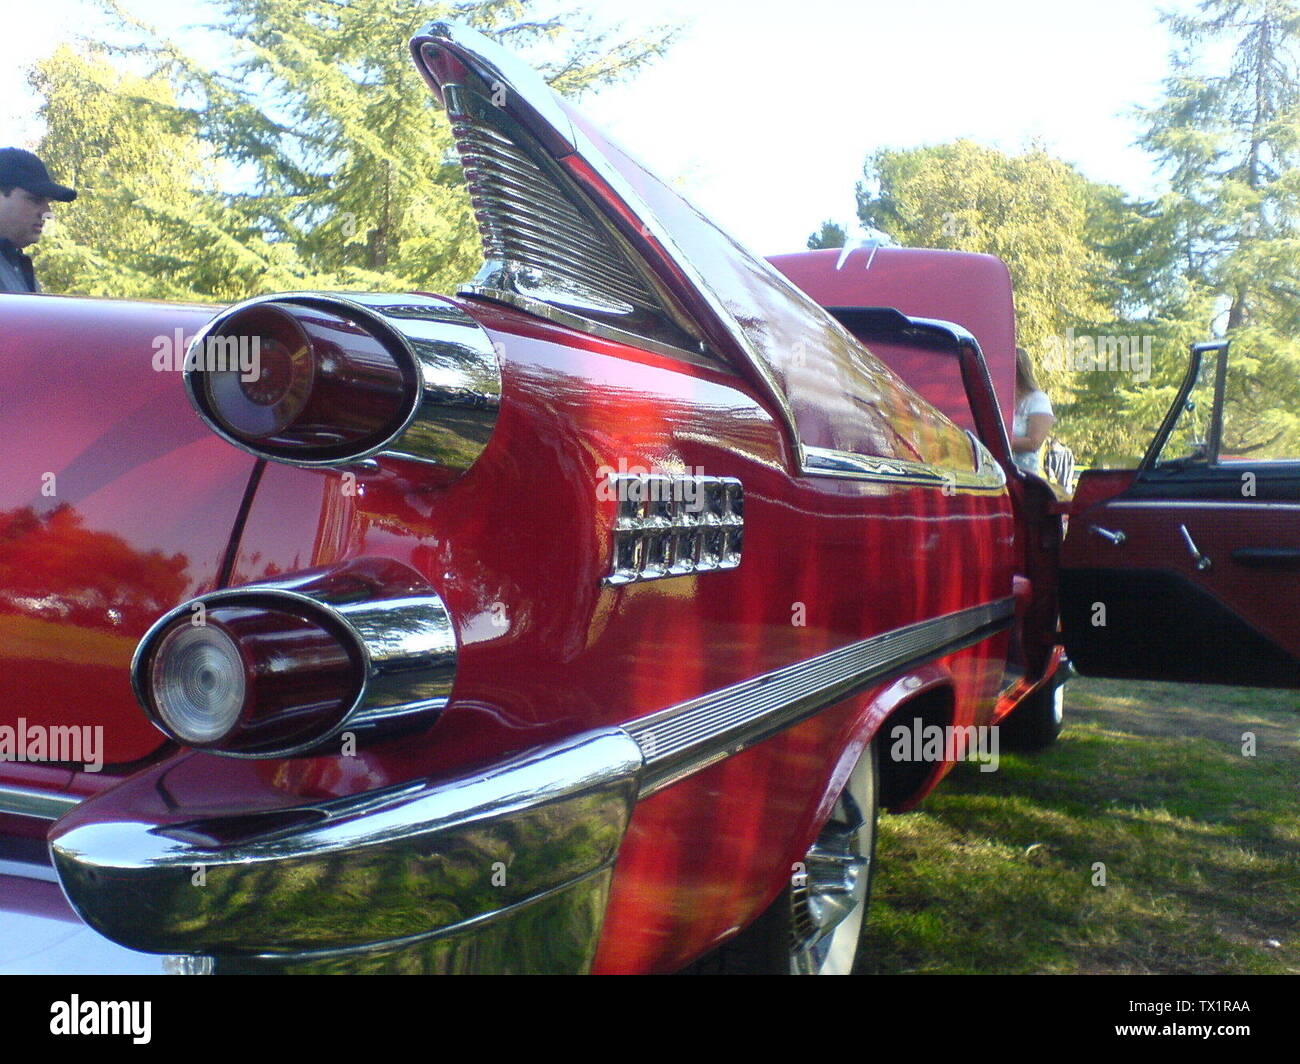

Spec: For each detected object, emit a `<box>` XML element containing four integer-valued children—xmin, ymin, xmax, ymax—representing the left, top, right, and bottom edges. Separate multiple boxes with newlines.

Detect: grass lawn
<box><xmin>860</xmin><ymin>677</ymin><xmax>1300</xmax><ymax>974</ymax></box>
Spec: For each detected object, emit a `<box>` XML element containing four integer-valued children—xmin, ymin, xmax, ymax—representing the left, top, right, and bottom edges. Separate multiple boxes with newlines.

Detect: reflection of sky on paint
<box><xmin>3</xmin><ymin>0</ymin><xmax>1203</xmax><ymax>255</ymax></box>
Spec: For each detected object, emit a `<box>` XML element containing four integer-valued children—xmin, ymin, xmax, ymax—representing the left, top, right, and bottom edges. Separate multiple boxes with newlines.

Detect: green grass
<box><xmin>859</xmin><ymin>678</ymin><xmax>1300</xmax><ymax>974</ymax></box>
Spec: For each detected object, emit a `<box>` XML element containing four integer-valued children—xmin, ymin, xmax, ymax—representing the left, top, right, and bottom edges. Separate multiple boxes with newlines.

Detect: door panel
<box><xmin>1061</xmin><ymin>495</ymin><xmax>1300</xmax><ymax>686</ymax></box>
<box><xmin>1060</xmin><ymin>341</ymin><xmax>1300</xmax><ymax>688</ymax></box>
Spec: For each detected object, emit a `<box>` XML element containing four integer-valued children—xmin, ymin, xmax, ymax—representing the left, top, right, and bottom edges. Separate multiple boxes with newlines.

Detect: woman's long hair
<box><xmin>1015</xmin><ymin>346</ymin><xmax>1041</xmax><ymax>395</ymax></box>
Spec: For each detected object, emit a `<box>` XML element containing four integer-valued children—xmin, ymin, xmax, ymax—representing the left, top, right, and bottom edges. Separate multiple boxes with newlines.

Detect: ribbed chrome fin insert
<box><xmin>436</xmin><ymin>76</ymin><xmax>708</xmax><ymax>361</ymax></box>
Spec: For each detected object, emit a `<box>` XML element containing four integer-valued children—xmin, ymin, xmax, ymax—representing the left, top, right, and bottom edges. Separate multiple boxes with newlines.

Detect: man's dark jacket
<box><xmin>0</xmin><ymin>239</ymin><xmax>39</xmax><ymax>293</ymax></box>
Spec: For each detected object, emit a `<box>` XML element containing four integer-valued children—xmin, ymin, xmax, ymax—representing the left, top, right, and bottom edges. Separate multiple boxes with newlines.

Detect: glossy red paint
<box><xmin>0</xmin><ymin>294</ymin><xmax>258</xmax><ymax>772</ymax></box>
<box><xmin>3</xmin><ymin>23</ymin><xmax>1055</xmax><ymax>975</ymax></box>
<box><xmin>206</xmin><ymin>296</ymin><xmax>1013</xmax><ymax>969</ymax></box>
<box><xmin>768</xmin><ymin>250</ymin><xmax>1063</xmax><ymax>678</ymax></box>
<box><xmin>3</xmin><ymin>287</ymin><xmax>1018</xmax><ymax>971</ymax></box>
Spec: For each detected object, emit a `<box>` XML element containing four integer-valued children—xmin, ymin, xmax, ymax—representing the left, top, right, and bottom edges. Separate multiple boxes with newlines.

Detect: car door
<box><xmin>1060</xmin><ymin>341</ymin><xmax>1300</xmax><ymax>687</ymax></box>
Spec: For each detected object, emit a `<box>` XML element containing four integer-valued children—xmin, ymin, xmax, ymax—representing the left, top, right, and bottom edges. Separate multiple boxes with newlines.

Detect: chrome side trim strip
<box><xmin>51</xmin><ymin>728</ymin><xmax>643</xmax><ymax>970</ymax></box>
<box><xmin>626</xmin><ymin>598</ymin><xmax>1015</xmax><ymax>795</ymax></box>
<box><xmin>0</xmin><ymin>858</ymin><xmax>60</xmax><ymax>883</ymax></box>
<box><xmin>1107</xmin><ymin>499</ymin><xmax>1300</xmax><ymax>510</ymax></box>
<box><xmin>0</xmin><ymin>784</ymin><xmax>80</xmax><ymax>822</ymax></box>
<box><xmin>803</xmin><ymin>444</ymin><xmax>1006</xmax><ymax>492</ymax></box>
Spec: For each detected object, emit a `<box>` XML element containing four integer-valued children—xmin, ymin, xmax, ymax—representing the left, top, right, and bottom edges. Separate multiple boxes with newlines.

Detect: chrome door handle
<box><xmin>1179</xmin><ymin>524</ymin><xmax>1212</xmax><ymax>571</ymax></box>
<box><xmin>1089</xmin><ymin>525</ymin><xmax>1126</xmax><ymax>546</ymax></box>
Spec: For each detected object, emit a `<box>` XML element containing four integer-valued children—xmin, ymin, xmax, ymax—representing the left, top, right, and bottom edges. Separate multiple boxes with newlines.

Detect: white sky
<box><xmin>0</xmin><ymin>0</ymin><xmax>1200</xmax><ymax>256</ymax></box>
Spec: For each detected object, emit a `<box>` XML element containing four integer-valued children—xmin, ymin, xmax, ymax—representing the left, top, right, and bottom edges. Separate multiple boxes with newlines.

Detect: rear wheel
<box><xmin>1000</xmin><ymin>677</ymin><xmax>1066</xmax><ymax>750</ymax></box>
<box><xmin>681</xmin><ymin>741</ymin><xmax>878</xmax><ymax>974</ymax></box>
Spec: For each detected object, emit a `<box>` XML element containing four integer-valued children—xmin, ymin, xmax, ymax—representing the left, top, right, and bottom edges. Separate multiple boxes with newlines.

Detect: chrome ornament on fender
<box><xmin>420</xmin><ymin>33</ymin><xmax>710</xmax><ymax>364</ymax></box>
<box><xmin>605</xmin><ymin>473</ymin><xmax>744</xmax><ymax>585</ymax></box>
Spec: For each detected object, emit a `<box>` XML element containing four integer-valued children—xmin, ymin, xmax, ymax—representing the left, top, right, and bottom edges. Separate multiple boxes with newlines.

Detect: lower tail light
<box><xmin>146</xmin><ymin>605</ymin><xmax>363</xmax><ymax>753</ymax></box>
<box><xmin>133</xmin><ymin>559</ymin><xmax>457</xmax><ymax>758</ymax></box>
<box><xmin>184</xmin><ymin>292</ymin><xmax>501</xmax><ymax>476</ymax></box>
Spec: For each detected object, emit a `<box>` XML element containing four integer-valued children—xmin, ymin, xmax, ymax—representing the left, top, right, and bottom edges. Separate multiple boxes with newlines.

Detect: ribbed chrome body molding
<box><xmin>414</xmin><ymin>21</ymin><xmax>797</xmax><ymax>445</ymax></box>
<box><xmin>625</xmin><ymin>598</ymin><xmax>1015</xmax><ymax>795</ymax></box>
<box><xmin>606</xmin><ymin>473</ymin><xmax>743</xmax><ymax>585</ymax></box>
<box><xmin>0</xmin><ymin>784</ymin><xmax>80</xmax><ymax>822</ymax></box>
<box><xmin>428</xmin><ymin>59</ymin><xmax>705</xmax><ymax>362</ymax></box>
<box><xmin>453</xmin><ymin>118</ymin><xmax>659</xmax><ymax>315</ymax></box>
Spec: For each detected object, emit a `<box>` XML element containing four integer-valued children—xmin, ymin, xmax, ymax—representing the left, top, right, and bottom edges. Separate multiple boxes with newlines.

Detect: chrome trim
<box><xmin>131</xmin><ymin>561</ymin><xmax>457</xmax><ymax>758</ymax></box>
<box><xmin>1108</xmin><ymin>499</ymin><xmax>1300</xmax><ymax>510</ymax></box>
<box><xmin>1089</xmin><ymin>525</ymin><xmax>1127</xmax><ymax>546</ymax></box>
<box><xmin>215</xmin><ymin>869</ymin><xmax>616</xmax><ymax>974</ymax></box>
<box><xmin>627</xmin><ymin>598</ymin><xmax>1015</xmax><ymax>795</ymax></box>
<box><xmin>0</xmin><ymin>784</ymin><xmax>80</xmax><ymax>821</ymax></box>
<box><xmin>415</xmin><ymin>24</ymin><xmax>1007</xmax><ymax>491</ymax></box>
<box><xmin>1140</xmin><ymin>341</ymin><xmax>1229</xmax><ymax>472</ymax></box>
<box><xmin>0</xmin><ymin>858</ymin><xmax>59</xmax><ymax>883</ymax></box>
<box><xmin>51</xmin><ymin>728</ymin><xmax>644</xmax><ymax>972</ymax></box>
<box><xmin>605</xmin><ymin>473</ymin><xmax>743</xmax><ymax>585</ymax></box>
<box><xmin>462</xmin><ymin>286</ymin><xmax>719</xmax><ymax>369</ymax></box>
<box><xmin>451</xmin><ymin>112</ymin><xmax>659</xmax><ymax>313</ymax></box>
<box><xmin>412</xmin><ymin>22</ymin><xmax>577</xmax><ymax>153</ymax></box>
<box><xmin>790</xmin><ymin>741</ymin><xmax>874</xmax><ymax>974</ymax></box>
<box><xmin>1178</xmin><ymin>524</ymin><xmax>1213</xmax><ymax>571</ymax></box>
<box><xmin>413</xmin><ymin>29</ymin><xmax>709</xmax><ymax>365</ymax></box>
<box><xmin>803</xmin><ymin>444</ymin><xmax>1005</xmax><ymax>491</ymax></box>
<box><xmin>185</xmin><ymin>292</ymin><xmax>501</xmax><ymax>473</ymax></box>
<box><xmin>411</xmin><ymin>21</ymin><xmax>802</xmax><ymax>461</ymax></box>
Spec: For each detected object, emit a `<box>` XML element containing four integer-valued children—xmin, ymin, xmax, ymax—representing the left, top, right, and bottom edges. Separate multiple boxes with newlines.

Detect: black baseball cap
<box><xmin>0</xmin><ymin>148</ymin><xmax>76</xmax><ymax>202</ymax></box>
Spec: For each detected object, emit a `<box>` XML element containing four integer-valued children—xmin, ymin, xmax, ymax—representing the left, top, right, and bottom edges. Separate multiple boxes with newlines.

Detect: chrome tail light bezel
<box><xmin>132</xmin><ymin>560</ymin><xmax>458</xmax><ymax>759</ymax></box>
<box><xmin>183</xmin><ymin>292</ymin><xmax>502</xmax><ymax>474</ymax></box>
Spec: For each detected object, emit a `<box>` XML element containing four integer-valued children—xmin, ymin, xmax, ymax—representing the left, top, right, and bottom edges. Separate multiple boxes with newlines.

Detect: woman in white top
<box><xmin>1011</xmin><ymin>346</ymin><xmax>1054</xmax><ymax>475</ymax></box>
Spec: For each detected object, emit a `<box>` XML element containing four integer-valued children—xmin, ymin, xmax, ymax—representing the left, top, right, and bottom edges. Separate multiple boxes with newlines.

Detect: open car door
<box><xmin>1060</xmin><ymin>341</ymin><xmax>1300</xmax><ymax>688</ymax></box>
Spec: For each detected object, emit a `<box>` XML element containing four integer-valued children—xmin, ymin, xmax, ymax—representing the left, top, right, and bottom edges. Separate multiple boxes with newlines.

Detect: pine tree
<box><xmin>806</xmin><ymin>220</ymin><xmax>847</xmax><ymax>249</ymax></box>
<box><xmin>1138</xmin><ymin>0</ymin><xmax>1300</xmax><ymax>458</ymax></box>
<box><xmin>78</xmin><ymin>0</ymin><xmax>677</xmax><ymax>296</ymax></box>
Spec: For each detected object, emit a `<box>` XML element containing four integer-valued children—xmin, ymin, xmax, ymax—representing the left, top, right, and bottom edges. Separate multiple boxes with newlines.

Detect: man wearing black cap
<box><xmin>0</xmin><ymin>148</ymin><xmax>77</xmax><ymax>294</ymax></box>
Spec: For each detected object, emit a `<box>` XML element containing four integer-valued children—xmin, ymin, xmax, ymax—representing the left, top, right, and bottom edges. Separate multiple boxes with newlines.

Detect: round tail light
<box><xmin>132</xmin><ymin>559</ymin><xmax>459</xmax><ymax>759</ymax></box>
<box><xmin>183</xmin><ymin>293</ymin><xmax>502</xmax><ymax>475</ymax></box>
<box><xmin>140</xmin><ymin>604</ymin><xmax>364</xmax><ymax>755</ymax></box>
<box><xmin>189</xmin><ymin>302</ymin><xmax>414</xmax><ymax>463</ymax></box>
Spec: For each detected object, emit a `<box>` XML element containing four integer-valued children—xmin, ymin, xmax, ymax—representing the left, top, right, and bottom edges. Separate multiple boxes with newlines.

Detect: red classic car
<box><xmin>1</xmin><ymin>21</ymin><xmax>1294</xmax><ymax>976</ymax></box>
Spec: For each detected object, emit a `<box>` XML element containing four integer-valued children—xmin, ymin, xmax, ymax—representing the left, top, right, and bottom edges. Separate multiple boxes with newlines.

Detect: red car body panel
<box><xmin>0</xmin><ymin>21</ymin><xmax>1068</xmax><ymax>974</ymax></box>
<box><xmin>215</xmin><ymin>300</ymin><xmax>1016</xmax><ymax>973</ymax></box>
<box><xmin>0</xmin><ymin>296</ymin><xmax>255</xmax><ymax>771</ymax></box>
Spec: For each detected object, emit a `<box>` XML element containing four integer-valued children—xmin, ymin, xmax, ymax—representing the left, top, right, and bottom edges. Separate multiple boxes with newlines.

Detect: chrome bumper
<box><xmin>49</xmin><ymin>729</ymin><xmax>644</xmax><ymax>973</ymax></box>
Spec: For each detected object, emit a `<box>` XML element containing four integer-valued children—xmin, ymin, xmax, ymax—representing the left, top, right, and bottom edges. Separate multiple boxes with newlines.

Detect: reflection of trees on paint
<box><xmin>0</xmin><ymin>504</ymin><xmax>190</xmax><ymax>631</ymax></box>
